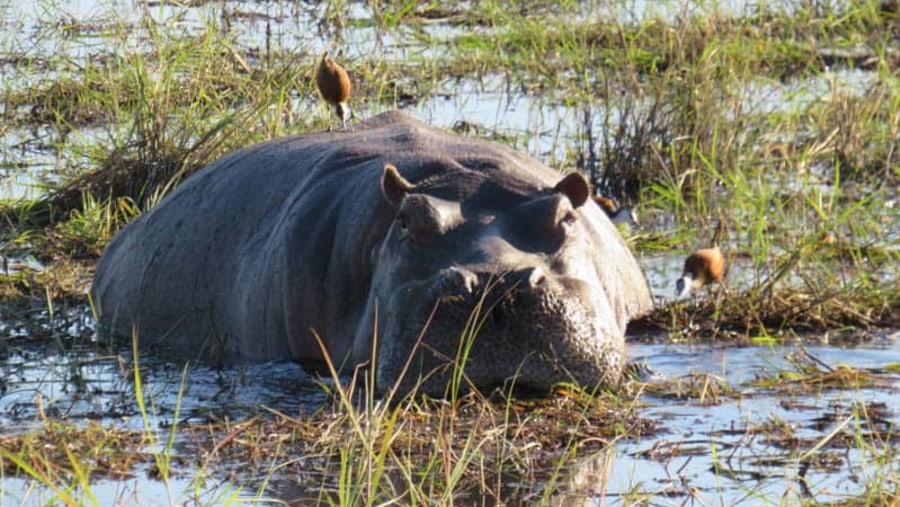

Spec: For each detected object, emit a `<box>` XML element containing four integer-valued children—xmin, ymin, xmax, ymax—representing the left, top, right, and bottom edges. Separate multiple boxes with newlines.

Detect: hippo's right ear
<box><xmin>553</xmin><ymin>172</ymin><xmax>589</xmax><ymax>209</ymax></box>
<box><xmin>382</xmin><ymin>163</ymin><xmax>416</xmax><ymax>205</ymax></box>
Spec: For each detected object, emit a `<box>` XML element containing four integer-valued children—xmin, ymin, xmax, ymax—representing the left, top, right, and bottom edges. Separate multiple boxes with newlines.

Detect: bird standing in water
<box><xmin>675</xmin><ymin>220</ymin><xmax>726</xmax><ymax>299</ymax></box>
<box><xmin>316</xmin><ymin>51</ymin><xmax>352</xmax><ymax>128</ymax></box>
<box><xmin>592</xmin><ymin>195</ymin><xmax>640</xmax><ymax>231</ymax></box>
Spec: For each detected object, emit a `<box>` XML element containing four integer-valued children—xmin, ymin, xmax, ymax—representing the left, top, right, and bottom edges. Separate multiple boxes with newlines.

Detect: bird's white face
<box><xmin>675</xmin><ymin>275</ymin><xmax>692</xmax><ymax>298</ymax></box>
<box><xmin>675</xmin><ymin>271</ymin><xmax>710</xmax><ymax>299</ymax></box>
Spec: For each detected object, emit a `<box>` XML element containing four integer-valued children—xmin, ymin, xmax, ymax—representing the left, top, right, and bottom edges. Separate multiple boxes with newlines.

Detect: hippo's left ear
<box><xmin>382</xmin><ymin>163</ymin><xmax>416</xmax><ymax>205</ymax></box>
<box><xmin>553</xmin><ymin>172</ymin><xmax>589</xmax><ymax>209</ymax></box>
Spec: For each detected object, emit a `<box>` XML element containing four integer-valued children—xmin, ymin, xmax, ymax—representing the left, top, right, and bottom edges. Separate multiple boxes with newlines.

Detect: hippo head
<box><xmin>353</xmin><ymin>162</ymin><xmax>635</xmax><ymax>397</ymax></box>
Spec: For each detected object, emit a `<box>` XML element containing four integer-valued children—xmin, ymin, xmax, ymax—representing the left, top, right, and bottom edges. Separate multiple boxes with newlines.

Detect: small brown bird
<box><xmin>675</xmin><ymin>220</ymin><xmax>726</xmax><ymax>299</ymax></box>
<box><xmin>316</xmin><ymin>51</ymin><xmax>352</xmax><ymax>128</ymax></box>
<box><xmin>592</xmin><ymin>195</ymin><xmax>640</xmax><ymax>230</ymax></box>
<box><xmin>675</xmin><ymin>246</ymin><xmax>725</xmax><ymax>299</ymax></box>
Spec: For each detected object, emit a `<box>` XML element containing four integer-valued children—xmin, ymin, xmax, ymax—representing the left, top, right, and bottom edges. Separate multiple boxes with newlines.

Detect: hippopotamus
<box><xmin>91</xmin><ymin>111</ymin><xmax>653</xmax><ymax>396</ymax></box>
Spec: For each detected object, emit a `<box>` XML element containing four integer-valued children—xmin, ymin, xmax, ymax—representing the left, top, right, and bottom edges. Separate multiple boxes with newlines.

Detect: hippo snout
<box><xmin>377</xmin><ymin>268</ymin><xmax>622</xmax><ymax>395</ymax></box>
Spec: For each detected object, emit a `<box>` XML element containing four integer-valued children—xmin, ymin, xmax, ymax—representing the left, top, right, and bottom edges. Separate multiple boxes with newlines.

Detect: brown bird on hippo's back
<box><xmin>316</xmin><ymin>51</ymin><xmax>352</xmax><ymax>129</ymax></box>
<box><xmin>675</xmin><ymin>219</ymin><xmax>727</xmax><ymax>299</ymax></box>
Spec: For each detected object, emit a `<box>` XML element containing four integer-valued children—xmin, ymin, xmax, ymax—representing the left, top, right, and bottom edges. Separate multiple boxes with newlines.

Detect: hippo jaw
<box><xmin>353</xmin><ymin>163</ymin><xmax>625</xmax><ymax>397</ymax></box>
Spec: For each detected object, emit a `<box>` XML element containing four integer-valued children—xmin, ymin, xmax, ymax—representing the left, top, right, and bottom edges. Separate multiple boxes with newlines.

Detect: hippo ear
<box><xmin>553</xmin><ymin>172</ymin><xmax>589</xmax><ymax>209</ymax></box>
<box><xmin>382</xmin><ymin>163</ymin><xmax>416</xmax><ymax>205</ymax></box>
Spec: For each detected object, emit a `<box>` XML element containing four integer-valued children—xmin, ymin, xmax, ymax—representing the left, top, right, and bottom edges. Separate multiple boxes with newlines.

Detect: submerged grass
<box><xmin>1</xmin><ymin>0</ymin><xmax>900</xmax><ymax>504</ymax></box>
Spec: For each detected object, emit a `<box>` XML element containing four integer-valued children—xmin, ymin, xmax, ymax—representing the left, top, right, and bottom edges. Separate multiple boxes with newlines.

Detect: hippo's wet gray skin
<box><xmin>92</xmin><ymin>111</ymin><xmax>653</xmax><ymax>396</ymax></box>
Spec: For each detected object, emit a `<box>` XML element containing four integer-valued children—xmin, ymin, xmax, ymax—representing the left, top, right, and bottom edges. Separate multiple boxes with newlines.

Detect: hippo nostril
<box><xmin>527</xmin><ymin>267</ymin><xmax>546</xmax><ymax>289</ymax></box>
<box><xmin>441</xmin><ymin>266</ymin><xmax>478</xmax><ymax>294</ymax></box>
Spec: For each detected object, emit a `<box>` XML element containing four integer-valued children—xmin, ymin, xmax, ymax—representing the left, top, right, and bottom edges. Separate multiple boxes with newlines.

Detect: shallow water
<box><xmin>0</xmin><ymin>343</ymin><xmax>325</xmax><ymax>433</ymax></box>
<box><xmin>2</xmin><ymin>331</ymin><xmax>898</xmax><ymax>505</ymax></box>
<box><xmin>585</xmin><ymin>337</ymin><xmax>900</xmax><ymax>506</ymax></box>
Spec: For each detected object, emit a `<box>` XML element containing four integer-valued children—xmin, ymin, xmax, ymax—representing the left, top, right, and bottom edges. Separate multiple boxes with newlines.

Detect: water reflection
<box><xmin>0</xmin><ymin>345</ymin><xmax>326</xmax><ymax>432</ymax></box>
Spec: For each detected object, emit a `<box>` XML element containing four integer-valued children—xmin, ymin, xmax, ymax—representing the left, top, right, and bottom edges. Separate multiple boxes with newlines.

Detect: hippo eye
<box><xmin>559</xmin><ymin>211</ymin><xmax>577</xmax><ymax>230</ymax></box>
<box><xmin>397</xmin><ymin>215</ymin><xmax>409</xmax><ymax>236</ymax></box>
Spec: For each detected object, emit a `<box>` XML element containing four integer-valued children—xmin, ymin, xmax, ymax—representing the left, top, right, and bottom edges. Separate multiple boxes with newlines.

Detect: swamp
<box><xmin>1</xmin><ymin>0</ymin><xmax>899</xmax><ymax>505</ymax></box>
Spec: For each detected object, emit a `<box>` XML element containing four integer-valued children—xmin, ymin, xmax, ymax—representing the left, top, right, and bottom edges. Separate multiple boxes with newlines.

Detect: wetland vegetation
<box><xmin>1</xmin><ymin>0</ymin><xmax>899</xmax><ymax>505</ymax></box>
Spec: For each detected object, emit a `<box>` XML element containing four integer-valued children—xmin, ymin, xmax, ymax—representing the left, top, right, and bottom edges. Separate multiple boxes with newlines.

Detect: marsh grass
<box><xmin>238</xmin><ymin>384</ymin><xmax>644</xmax><ymax>504</ymax></box>
<box><xmin>3</xmin><ymin>8</ymin><xmax>313</xmax><ymax>229</ymax></box>
<box><xmin>0</xmin><ymin>353</ymin><xmax>257</xmax><ymax>506</ymax></box>
<box><xmin>4</xmin><ymin>0</ymin><xmax>895</xmax><ymax>337</ymax></box>
<box><xmin>630</xmin><ymin>346</ymin><xmax>900</xmax><ymax>505</ymax></box>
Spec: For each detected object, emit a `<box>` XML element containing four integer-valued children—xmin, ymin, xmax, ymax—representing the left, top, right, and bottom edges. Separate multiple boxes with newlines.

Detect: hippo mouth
<box><xmin>375</xmin><ymin>270</ymin><xmax>624</xmax><ymax>397</ymax></box>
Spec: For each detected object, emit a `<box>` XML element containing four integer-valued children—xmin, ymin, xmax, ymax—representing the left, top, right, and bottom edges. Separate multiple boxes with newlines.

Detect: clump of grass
<box><xmin>751</xmin><ymin>346</ymin><xmax>892</xmax><ymax>393</ymax></box>
<box><xmin>0</xmin><ymin>418</ymin><xmax>147</xmax><ymax>505</ymax></box>
<box><xmin>188</xmin><ymin>386</ymin><xmax>647</xmax><ymax>504</ymax></box>
<box><xmin>42</xmin><ymin>193</ymin><xmax>140</xmax><ymax>259</ymax></box>
<box><xmin>638</xmin><ymin>371</ymin><xmax>737</xmax><ymax>403</ymax></box>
